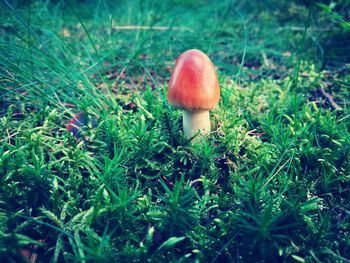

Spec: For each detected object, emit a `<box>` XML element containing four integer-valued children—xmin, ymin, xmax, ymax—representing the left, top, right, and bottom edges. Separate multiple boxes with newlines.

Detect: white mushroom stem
<box><xmin>182</xmin><ymin>110</ymin><xmax>210</xmax><ymax>138</ymax></box>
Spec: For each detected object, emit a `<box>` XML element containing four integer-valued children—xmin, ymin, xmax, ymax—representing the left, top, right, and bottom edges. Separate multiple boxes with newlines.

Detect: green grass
<box><xmin>1</xmin><ymin>0</ymin><xmax>350</xmax><ymax>262</ymax></box>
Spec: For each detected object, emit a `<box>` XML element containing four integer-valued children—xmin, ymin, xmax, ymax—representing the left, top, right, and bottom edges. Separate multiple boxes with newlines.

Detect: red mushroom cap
<box><xmin>167</xmin><ymin>49</ymin><xmax>220</xmax><ymax>110</ymax></box>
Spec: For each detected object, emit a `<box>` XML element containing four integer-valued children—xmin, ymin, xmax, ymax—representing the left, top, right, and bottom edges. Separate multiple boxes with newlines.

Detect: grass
<box><xmin>0</xmin><ymin>0</ymin><xmax>349</xmax><ymax>262</ymax></box>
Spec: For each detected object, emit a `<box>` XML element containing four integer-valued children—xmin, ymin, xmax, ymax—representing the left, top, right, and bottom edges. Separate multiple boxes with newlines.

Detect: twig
<box><xmin>210</xmin><ymin>234</ymin><xmax>238</xmax><ymax>263</ymax></box>
<box><xmin>112</xmin><ymin>25</ymin><xmax>192</xmax><ymax>31</ymax></box>
<box><xmin>134</xmin><ymin>97</ymin><xmax>154</xmax><ymax>119</ymax></box>
<box><xmin>277</xmin><ymin>26</ymin><xmax>333</xmax><ymax>32</ymax></box>
<box><xmin>317</xmin><ymin>87</ymin><xmax>342</xmax><ymax>110</ymax></box>
<box><xmin>260</xmin><ymin>157</ymin><xmax>292</xmax><ymax>191</ymax></box>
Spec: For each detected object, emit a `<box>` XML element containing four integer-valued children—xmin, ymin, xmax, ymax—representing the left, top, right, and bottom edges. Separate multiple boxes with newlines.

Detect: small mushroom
<box><xmin>66</xmin><ymin>111</ymin><xmax>98</xmax><ymax>139</ymax></box>
<box><xmin>167</xmin><ymin>49</ymin><xmax>220</xmax><ymax>138</ymax></box>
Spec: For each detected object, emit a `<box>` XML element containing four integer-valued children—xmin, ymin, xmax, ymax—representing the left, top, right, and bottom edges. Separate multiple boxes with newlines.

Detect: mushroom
<box><xmin>167</xmin><ymin>49</ymin><xmax>220</xmax><ymax>138</ymax></box>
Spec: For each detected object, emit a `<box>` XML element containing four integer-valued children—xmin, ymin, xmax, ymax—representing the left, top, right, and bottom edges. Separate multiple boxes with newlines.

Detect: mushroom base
<box><xmin>183</xmin><ymin>110</ymin><xmax>210</xmax><ymax>138</ymax></box>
